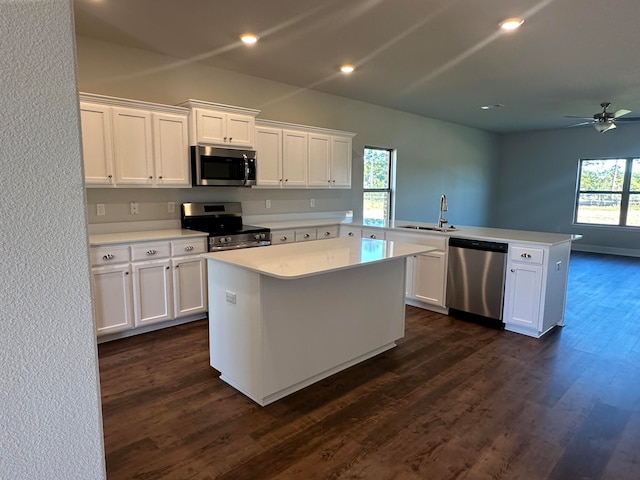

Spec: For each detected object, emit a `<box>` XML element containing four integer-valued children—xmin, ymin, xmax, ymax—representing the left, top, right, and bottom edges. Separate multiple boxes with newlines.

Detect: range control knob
<box><xmin>219</xmin><ymin>237</ymin><xmax>227</xmax><ymax>243</ymax></box>
<box><xmin>226</xmin><ymin>236</ymin><xmax>232</xmax><ymax>243</ymax></box>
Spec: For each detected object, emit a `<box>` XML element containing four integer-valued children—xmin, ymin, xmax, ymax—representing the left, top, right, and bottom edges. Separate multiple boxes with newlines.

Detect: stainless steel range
<box><xmin>181</xmin><ymin>202</ymin><xmax>271</xmax><ymax>251</ymax></box>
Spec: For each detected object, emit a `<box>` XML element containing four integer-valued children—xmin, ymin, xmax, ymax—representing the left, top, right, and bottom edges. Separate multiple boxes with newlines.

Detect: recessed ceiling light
<box><xmin>240</xmin><ymin>34</ymin><xmax>258</xmax><ymax>45</ymax></box>
<box><xmin>499</xmin><ymin>18</ymin><xmax>524</xmax><ymax>31</ymax></box>
<box><xmin>340</xmin><ymin>65</ymin><xmax>355</xmax><ymax>74</ymax></box>
<box><xmin>481</xmin><ymin>104</ymin><xmax>504</xmax><ymax>110</ymax></box>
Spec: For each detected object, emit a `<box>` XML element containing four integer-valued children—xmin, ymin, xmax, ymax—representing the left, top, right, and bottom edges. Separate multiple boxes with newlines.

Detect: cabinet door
<box><xmin>412</xmin><ymin>251</ymin><xmax>446</xmax><ymax>307</ymax></box>
<box><xmin>80</xmin><ymin>103</ymin><xmax>114</xmax><ymax>186</ymax></box>
<box><xmin>112</xmin><ymin>107</ymin><xmax>154</xmax><ymax>185</ymax></box>
<box><xmin>504</xmin><ymin>263</ymin><xmax>543</xmax><ymax>330</ymax></box>
<box><xmin>132</xmin><ymin>260</ymin><xmax>173</xmax><ymax>326</ymax></box>
<box><xmin>172</xmin><ymin>257</ymin><xmax>207</xmax><ymax>317</ymax></box>
<box><xmin>195</xmin><ymin>108</ymin><xmax>226</xmax><ymax>144</ymax></box>
<box><xmin>282</xmin><ymin>130</ymin><xmax>308</xmax><ymax>187</ymax></box>
<box><xmin>307</xmin><ymin>133</ymin><xmax>331</xmax><ymax>187</ymax></box>
<box><xmin>255</xmin><ymin>126</ymin><xmax>283</xmax><ymax>187</ymax></box>
<box><xmin>152</xmin><ymin>112</ymin><xmax>190</xmax><ymax>186</ymax></box>
<box><xmin>331</xmin><ymin>136</ymin><xmax>352</xmax><ymax>188</ymax></box>
<box><xmin>226</xmin><ymin>113</ymin><xmax>254</xmax><ymax>147</ymax></box>
<box><xmin>91</xmin><ymin>264</ymin><xmax>133</xmax><ymax>335</ymax></box>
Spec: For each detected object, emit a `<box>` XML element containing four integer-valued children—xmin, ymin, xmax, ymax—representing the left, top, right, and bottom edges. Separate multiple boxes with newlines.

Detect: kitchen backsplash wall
<box><xmin>85</xmin><ymin>187</ymin><xmax>352</xmax><ymax>225</ymax></box>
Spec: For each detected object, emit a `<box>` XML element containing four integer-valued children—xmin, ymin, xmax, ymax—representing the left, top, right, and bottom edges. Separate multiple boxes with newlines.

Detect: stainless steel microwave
<box><xmin>191</xmin><ymin>145</ymin><xmax>257</xmax><ymax>186</ymax></box>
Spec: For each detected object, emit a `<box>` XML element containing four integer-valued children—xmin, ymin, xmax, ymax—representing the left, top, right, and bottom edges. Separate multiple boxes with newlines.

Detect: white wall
<box><xmin>0</xmin><ymin>2</ymin><xmax>105</xmax><ymax>479</ymax></box>
<box><xmin>495</xmin><ymin>126</ymin><xmax>640</xmax><ymax>255</ymax></box>
<box><xmin>76</xmin><ymin>36</ymin><xmax>498</xmax><ymax>227</ymax></box>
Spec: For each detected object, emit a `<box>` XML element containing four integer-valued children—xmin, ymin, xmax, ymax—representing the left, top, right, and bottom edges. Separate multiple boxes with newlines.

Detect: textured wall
<box><xmin>76</xmin><ymin>36</ymin><xmax>498</xmax><ymax>226</ymax></box>
<box><xmin>0</xmin><ymin>2</ymin><xmax>106</xmax><ymax>479</ymax></box>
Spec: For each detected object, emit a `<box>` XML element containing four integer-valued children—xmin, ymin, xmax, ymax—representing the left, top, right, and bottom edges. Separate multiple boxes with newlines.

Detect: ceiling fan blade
<box><xmin>564</xmin><ymin>115</ymin><xmax>594</xmax><ymax>120</ymax></box>
<box><xmin>613</xmin><ymin>115</ymin><xmax>640</xmax><ymax>122</ymax></box>
<box><xmin>614</xmin><ymin>108</ymin><xmax>631</xmax><ymax>118</ymax></box>
<box><xmin>567</xmin><ymin>121</ymin><xmax>594</xmax><ymax>128</ymax></box>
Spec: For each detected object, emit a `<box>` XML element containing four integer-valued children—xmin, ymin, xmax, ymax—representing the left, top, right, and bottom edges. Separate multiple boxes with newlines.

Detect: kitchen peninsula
<box><xmin>203</xmin><ymin>237</ymin><xmax>434</xmax><ymax>406</ymax></box>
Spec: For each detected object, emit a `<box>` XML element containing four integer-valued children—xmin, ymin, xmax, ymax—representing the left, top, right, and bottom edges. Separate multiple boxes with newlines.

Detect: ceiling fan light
<box><xmin>499</xmin><ymin>18</ymin><xmax>524</xmax><ymax>31</ymax></box>
<box><xmin>594</xmin><ymin>122</ymin><xmax>616</xmax><ymax>133</ymax></box>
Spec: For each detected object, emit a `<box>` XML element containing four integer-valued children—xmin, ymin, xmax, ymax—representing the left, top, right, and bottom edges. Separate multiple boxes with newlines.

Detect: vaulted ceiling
<box><xmin>74</xmin><ymin>0</ymin><xmax>640</xmax><ymax>133</ymax></box>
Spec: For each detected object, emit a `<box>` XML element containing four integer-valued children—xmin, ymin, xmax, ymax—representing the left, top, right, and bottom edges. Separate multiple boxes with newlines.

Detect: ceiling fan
<box><xmin>565</xmin><ymin>102</ymin><xmax>640</xmax><ymax>132</ymax></box>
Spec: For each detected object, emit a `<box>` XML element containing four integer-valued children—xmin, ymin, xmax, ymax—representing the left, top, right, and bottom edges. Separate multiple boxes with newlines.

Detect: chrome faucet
<box><xmin>437</xmin><ymin>194</ymin><xmax>448</xmax><ymax>229</ymax></box>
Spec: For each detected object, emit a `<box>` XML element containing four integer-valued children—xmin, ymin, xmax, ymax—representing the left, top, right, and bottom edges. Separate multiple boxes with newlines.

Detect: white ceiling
<box><xmin>73</xmin><ymin>0</ymin><xmax>640</xmax><ymax>133</ymax></box>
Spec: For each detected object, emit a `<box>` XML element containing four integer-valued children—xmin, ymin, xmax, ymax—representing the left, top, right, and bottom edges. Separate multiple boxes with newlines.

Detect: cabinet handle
<box><xmin>125</xmin><ymin>271</ymin><xmax>129</xmax><ymax>275</ymax></box>
<box><xmin>280</xmin><ymin>236</ymin><xmax>288</xmax><ymax>241</ymax></box>
<box><xmin>304</xmin><ymin>233</ymin><xmax>310</xmax><ymax>238</ymax></box>
<box><xmin>324</xmin><ymin>231</ymin><xmax>331</xmax><ymax>236</ymax></box>
<box><xmin>107</xmin><ymin>174</ymin><xmax>113</xmax><ymax>180</ymax></box>
<box><xmin>520</xmin><ymin>253</ymin><xmax>532</xmax><ymax>258</ymax></box>
<box><xmin>348</xmin><ymin>232</ymin><xmax>354</xmax><ymax>236</ymax></box>
<box><xmin>285</xmin><ymin>179</ymin><xmax>289</xmax><ymax>182</ymax></box>
<box><xmin>511</xmin><ymin>269</ymin><xmax>516</xmax><ymax>273</ymax></box>
<box><xmin>158</xmin><ymin>176</ymin><xmax>163</xmax><ymax>180</ymax></box>
<box><xmin>184</xmin><ymin>245</ymin><xmax>194</xmax><ymax>251</ymax></box>
<box><xmin>146</xmin><ymin>249</ymin><xmax>157</xmax><ymax>255</ymax></box>
<box><xmin>102</xmin><ymin>253</ymin><xmax>115</xmax><ymax>260</ymax></box>
<box><xmin>224</xmin><ymin>136</ymin><xmax>227</xmax><ymax>141</ymax></box>
<box><xmin>370</xmin><ymin>234</ymin><xmax>376</xmax><ymax>239</ymax></box>
<box><xmin>166</xmin><ymin>266</ymin><xmax>170</xmax><ymax>270</ymax></box>
<box><xmin>229</xmin><ymin>137</ymin><xmax>232</xmax><ymax>142</ymax></box>
<box><xmin>332</xmin><ymin>180</ymin><xmax>336</xmax><ymax>183</ymax></box>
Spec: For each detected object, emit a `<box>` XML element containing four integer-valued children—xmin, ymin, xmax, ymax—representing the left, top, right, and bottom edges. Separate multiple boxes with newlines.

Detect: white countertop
<box><xmin>202</xmin><ymin>237</ymin><xmax>435</xmax><ymax>279</ymax></box>
<box><xmin>89</xmin><ymin>229</ymin><xmax>208</xmax><ymax>246</ymax></box>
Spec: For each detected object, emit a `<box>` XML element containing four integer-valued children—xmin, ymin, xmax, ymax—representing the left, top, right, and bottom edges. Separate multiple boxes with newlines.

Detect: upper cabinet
<box><xmin>179</xmin><ymin>100</ymin><xmax>260</xmax><ymax>149</ymax></box>
<box><xmin>79</xmin><ymin>93</ymin><xmax>190</xmax><ymax>188</ymax></box>
<box><xmin>255</xmin><ymin>119</ymin><xmax>355</xmax><ymax>189</ymax></box>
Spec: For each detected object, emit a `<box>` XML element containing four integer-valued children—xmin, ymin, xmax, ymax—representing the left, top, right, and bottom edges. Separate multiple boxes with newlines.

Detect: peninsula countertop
<box><xmin>202</xmin><ymin>237</ymin><xmax>435</xmax><ymax>279</ymax></box>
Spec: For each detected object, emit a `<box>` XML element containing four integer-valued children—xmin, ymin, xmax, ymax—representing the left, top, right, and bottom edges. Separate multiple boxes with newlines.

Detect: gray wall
<box><xmin>494</xmin><ymin>126</ymin><xmax>640</xmax><ymax>255</ymax></box>
<box><xmin>1</xmin><ymin>2</ymin><xmax>105</xmax><ymax>479</ymax></box>
<box><xmin>77</xmin><ymin>36</ymin><xmax>498</xmax><ymax>228</ymax></box>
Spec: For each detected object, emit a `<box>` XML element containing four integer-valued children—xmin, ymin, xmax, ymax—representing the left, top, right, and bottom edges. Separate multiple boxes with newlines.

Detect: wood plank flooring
<box><xmin>98</xmin><ymin>251</ymin><xmax>640</xmax><ymax>479</ymax></box>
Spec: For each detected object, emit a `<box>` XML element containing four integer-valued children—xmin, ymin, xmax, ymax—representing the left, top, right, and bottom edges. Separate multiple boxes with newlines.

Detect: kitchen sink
<box><xmin>399</xmin><ymin>225</ymin><xmax>458</xmax><ymax>232</ymax></box>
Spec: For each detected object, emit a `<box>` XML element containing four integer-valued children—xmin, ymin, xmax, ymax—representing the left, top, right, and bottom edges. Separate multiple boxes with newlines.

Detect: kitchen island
<box><xmin>203</xmin><ymin>237</ymin><xmax>434</xmax><ymax>406</ymax></box>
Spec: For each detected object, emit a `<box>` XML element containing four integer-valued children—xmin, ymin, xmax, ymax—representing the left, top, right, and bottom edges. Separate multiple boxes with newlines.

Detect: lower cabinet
<box><xmin>411</xmin><ymin>250</ymin><xmax>447</xmax><ymax>307</ymax></box>
<box><xmin>271</xmin><ymin>226</ymin><xmax>338</xmax><ymax>244</ymax></box>
<box><xmin>90</xmin><ymin>235</ymin><xmax>208</xmax><ymax>339</ymax></box>
<box><xmin>91</xmin><ymin>263</ymin><xmax>134</xmax><ymax>335</ymax></box>
<box><xmin>132</xmin><ymin>259</ymin><xmax>173</xmax><ymax>326</ymax></box>
<box><xmin>503</xmin><ymin>262</ymin><xmax>543</xmax><ymax>331</ymax></box>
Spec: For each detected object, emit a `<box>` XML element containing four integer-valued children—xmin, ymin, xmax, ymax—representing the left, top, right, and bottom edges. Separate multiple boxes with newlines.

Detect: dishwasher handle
<box><xmin>449</xmin><ymin>237</ymin><xmax>508</xmax><ymax>253</ymax></box>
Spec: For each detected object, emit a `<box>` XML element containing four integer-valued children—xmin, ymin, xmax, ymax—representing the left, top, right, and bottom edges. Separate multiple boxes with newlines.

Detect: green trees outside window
<box><xmin>363</xmin><ymin>147</ymin><xmax>393</xmax><ymax>225</ymax></box>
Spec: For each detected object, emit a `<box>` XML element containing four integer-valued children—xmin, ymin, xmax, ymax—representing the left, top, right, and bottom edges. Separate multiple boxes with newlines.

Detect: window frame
<box><xmin>363</xmin><ymin>146</ymin><xmax>395</xmax><ymax>222</ymax></box>
<box><xmin>574</xmin><ymin>157</ymin><xmax>639</xmax><ymax>227</ymax></box>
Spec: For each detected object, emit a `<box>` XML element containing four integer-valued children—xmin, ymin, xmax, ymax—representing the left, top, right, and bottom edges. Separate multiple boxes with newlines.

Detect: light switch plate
<box><xmin>225</xmin><ymin>291</ymin><xmax>237</xmax><ymax>305</ymax></box>
<box><xmin>167</xmin><ymin>202</ymin><xmax>175</xmax><ymax>213</ymax></box>
<box><xmin>310</xmin><ymin>199</ymin><xmax>315</xmax><ymax>207</ymax></box>
<box><xmin>96</xmin><ymin>204</ymin><xmax>105</xmax><ymax>216</ymax></box>
<box><xmin>130</xmin><ymin>202</ymin><xmax>139</xmax><ymax>215</ymax></box>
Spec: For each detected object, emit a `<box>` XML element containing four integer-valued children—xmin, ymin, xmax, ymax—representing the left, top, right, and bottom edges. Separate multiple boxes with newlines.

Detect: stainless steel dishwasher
<box><xmin>446</xmin><ymin>237</ymin><xmax>508</xmax><ymax>321</ymax></box>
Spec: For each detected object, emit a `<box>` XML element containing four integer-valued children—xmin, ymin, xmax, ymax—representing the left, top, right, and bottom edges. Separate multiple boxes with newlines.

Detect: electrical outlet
<box><xmin>310</xmin><ymin>198</ymin><xmax>315</xmax><ymax>208</ymax></box>
<box><xmin>96</xmin><ymin>204</ymin><xmax>105</xmax><ymax>216</ymax></box>
<box><xmin>225</xmin><ymin>291</ymin><xmax>237</xmax><ymax>305</ymax></box>
<box><xmin>130</xmin><ymin>202</ymin><xmax>139</xmax><ymax>215</ymax></box>
<box><xmin>265</xmin><ymin>199</ymin><xmax>271</xmax><ymax>209</ymax></box>
<box><xmin>556</xmin><ymin>261</ymin><xmax>562</xmax><ymax>271</ymax></box>
<box><xmin>167</xmin><ymin>202</ymin><xmax>175</xmax><ymax>213</ymax></box>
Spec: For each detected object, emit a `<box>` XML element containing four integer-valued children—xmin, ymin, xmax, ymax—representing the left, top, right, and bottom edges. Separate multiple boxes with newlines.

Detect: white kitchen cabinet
<box><xmin>152</xmin><ymin>112</ymin><xmax>190</xmax><ymax>186</ymax></box>
<box><xmin>307</xmin><ymin>132</ymin><xmax>331</xmax><ymax>187</ymax></box>
<box><xmin>91</xmin><ymin>264</ymin><xmax>134</xmax><ymax>335</ymax></box>
<box><xmin>79</xmin><ymin>93</ymin><xmax>190</xmax><ymax>188</ymax></box>
<box><xmin>255</xmin><ymin>125</ymin><xmax>283</xmax><ymax>187</ymax></box>
<box><xmin>411</xmin><ymin>251</ymin><xmax>447</xmax><ymax>307</ymax></box>
<box><xmin>282</xmin><ymin>129</ymin><xmax>308</xmax><ymax>187</ymax></box>
<box><xmin>112</xmin><ymin>107</ymin><xmax>154</xmax><ymax>185</ymax></box>
<box><xmin>294</xmin><ymin>227</ymin><xmax>318</xmax><ymax>242</ymax></box>
<box><xmin>270</xmin><ymin>229</ymin><xmax>296</xmax><ymax>245</ymax></box>
<box><xmin>271</xmin><ymin>226</ymin><xmax>339</xmax><ymax>245</ymax></box>
<box><xmin>330</xmin><ymin>135</ymin><xmax>352</xmax><ymax>188</ymax></box>
<box><xmin>132</xmin><ymin>259</ymin><xmax>173</xmax><ymax>327</ymax></box>
<box><xmin>503</xmin><ymin>241</ymin><xmax>571</xmax><ymax>338</ymax></box>
<box><xmin>172</xmin><ymin>256</ymin><xmax>207</xmax><ymax>317</ymax></box>
<box><xmin>80</xmin><ymin>102</ymin><xmax>115</xmax><ymax>186</ymax></box>
<box><xmin>179</xmin><ymin>100</ymin><xmax>260</xmax><ymax>148</ymax></box>
<box><xmin>255</xmin><ymin>119</ymin><xmax>355</xmax><ymax>189</ymax></box>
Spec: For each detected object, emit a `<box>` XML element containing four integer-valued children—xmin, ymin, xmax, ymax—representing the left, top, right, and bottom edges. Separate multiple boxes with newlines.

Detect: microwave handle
<box><xmin>243</xmin><ymin>154</ymin><xmax>249</xmax><ymax>186</ymax></box>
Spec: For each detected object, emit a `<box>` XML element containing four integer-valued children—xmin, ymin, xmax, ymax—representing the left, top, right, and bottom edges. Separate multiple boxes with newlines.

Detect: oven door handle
<box><xmin>243</xmin><ymin>154</ymin><xmax>249</xmax><ymax>186</ymax></box>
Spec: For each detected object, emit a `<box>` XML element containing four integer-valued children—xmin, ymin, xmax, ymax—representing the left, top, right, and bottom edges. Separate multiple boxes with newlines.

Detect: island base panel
<box><xmin>207</xmin><ymin>258</ymin><xmax>407</xmax><ymax>405</ymax></box>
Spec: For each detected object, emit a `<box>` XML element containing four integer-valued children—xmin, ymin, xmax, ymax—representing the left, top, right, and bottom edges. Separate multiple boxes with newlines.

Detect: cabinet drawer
<box><xmin>131</xmin><ymin>241</ymin><xmax>171</xmax><ymax>261</ymax></box>
<box><xmin>295</xmin><ymin>228</ymin><xmax>318</xmax><ymax>242</ymax></box>
<box><xmin>90</xmin><ymin>245</ymin><xmax>130</xmax><ymax>266</ymax></box>
<box><xmin>510</xmin><ymin>246</ymin><xmax>544</xmax><ymax>264</ymax></box>
<box><xmin>362</xmin><ymin>228</ymin><xmax>385</xmax><ymax>240</ymax></box>
<box><xmin>271</xmin><ymin>230</ymin><xmax>296</xmax><ymax>244</ymax></box>
<box><xmin>171</xmin><ymin>238</ymin><xmax>207</xmax><ymax>257</ymax></box>
<box><xmin>339</xmin><ymin>226</ymin><xmax>361</xmax><ymax>238</ymax></box>
<box><xmin>317</xmin><ymin>226</ymin><xmax>339</xmax><ymax>239</ymax></box>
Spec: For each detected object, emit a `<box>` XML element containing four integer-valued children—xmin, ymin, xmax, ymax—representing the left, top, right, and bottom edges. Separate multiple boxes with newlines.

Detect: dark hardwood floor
<box><xmin>98</xmin><ymin>251</ymin><xmax>640</xmax><ymax>479</ymax></box>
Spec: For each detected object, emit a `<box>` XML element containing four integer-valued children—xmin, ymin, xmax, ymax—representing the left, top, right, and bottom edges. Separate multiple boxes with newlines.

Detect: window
<box><xmin>363</xmin><ymin>147</ymin><xmax>394</xmax><ymax>225</ymax></box>
<box><xmin>575</xmin><ymin>157</ymin><xmax>640</xmax><ymax>226</ymax></box>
